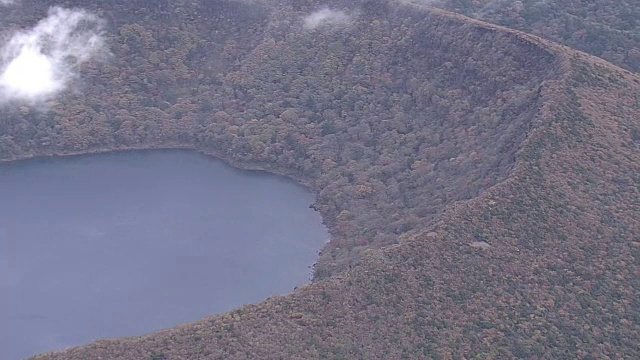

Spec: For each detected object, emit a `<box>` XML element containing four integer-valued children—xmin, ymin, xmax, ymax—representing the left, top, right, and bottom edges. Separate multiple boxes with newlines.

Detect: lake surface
<box><xmin>0</xmin><ymin>150</ymin><xmax>328</xmax><ymax>360</ymax></box>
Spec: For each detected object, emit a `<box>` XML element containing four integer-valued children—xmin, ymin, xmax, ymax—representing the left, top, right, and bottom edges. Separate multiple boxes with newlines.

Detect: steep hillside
<box><xmin>430</xmin><ymin>0</ymin><xmax>640</xmax><ymax>72</ymax></box>
<box><xmin>0</xmin><ymin>0</ymin><xmax>636</xmax><ymax>358</ymax></box>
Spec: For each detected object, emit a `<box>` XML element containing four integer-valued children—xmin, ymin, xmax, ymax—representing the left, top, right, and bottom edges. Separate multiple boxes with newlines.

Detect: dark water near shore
<box><xmin>0</xmin><ymin>150</ymin><xmax>328</xmax><ymax>360</ymax></box>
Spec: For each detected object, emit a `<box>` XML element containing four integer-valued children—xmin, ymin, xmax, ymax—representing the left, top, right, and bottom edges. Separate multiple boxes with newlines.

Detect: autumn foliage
<box><xmin>1</xmin><ymin>0</ymin><xmax>637</xmax><ymax>359</ymax></box>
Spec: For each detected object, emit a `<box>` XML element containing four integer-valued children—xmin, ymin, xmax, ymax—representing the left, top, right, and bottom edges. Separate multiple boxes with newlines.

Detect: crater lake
<box><xmin>0</xmin><ymin>150</ymin><xmax>328</xmax><ymax>360</ymax></box>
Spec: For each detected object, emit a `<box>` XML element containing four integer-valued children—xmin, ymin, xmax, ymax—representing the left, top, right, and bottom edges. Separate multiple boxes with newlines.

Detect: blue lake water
<box><xmin>0</xmin><ymin>150</ymin><xmax>328</xmax><ymax>360</ymax></box>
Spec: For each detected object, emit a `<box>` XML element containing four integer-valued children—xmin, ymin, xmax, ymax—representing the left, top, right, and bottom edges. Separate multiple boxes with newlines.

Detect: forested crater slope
<box><xmin>0</xmin><ymin>0</ymin><xmax>637</xmax><ymax>358</ymax></box>
<box><xmin>2</xmin><ymin>0</ymin><xmax>558</xmax><ymax>277</ymax></box>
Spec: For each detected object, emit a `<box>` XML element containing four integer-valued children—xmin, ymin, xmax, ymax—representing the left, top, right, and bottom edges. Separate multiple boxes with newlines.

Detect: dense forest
<box><xmin>431</xmin><ymin>0</ymin><xmax>640</xmax><ymax>72</ymax></box>
<box><xmin>0</xmin><ymin>0</ymin><xmax>638</xmax><ymax>358</ymax></box>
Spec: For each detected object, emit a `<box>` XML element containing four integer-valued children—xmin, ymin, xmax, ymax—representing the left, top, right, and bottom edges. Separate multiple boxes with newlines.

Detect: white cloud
<box><xmin>0</xmin><ymin>0</ymin><xmax>16</xmax><ymax>6</ymax></box>
<box><xmin>303</xmin><ymin>8</ymin><xmax>351</xmax><ymax>30</ymax></box>
<box><xmin>0</xmin><ymin>6</ymin><xmax>107</xmax><ymax>103</ymax></box>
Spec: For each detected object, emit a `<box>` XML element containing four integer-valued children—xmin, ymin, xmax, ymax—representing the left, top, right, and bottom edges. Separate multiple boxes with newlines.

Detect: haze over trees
<box><xmin>430</xmin><ymin>0</ymin><xmax>640</xmax><ymax>72</ymax></box>
<box><xmin>0</xmin><ymin>0</ymin><xmax>638</xmax><ymax>358</ymax></box>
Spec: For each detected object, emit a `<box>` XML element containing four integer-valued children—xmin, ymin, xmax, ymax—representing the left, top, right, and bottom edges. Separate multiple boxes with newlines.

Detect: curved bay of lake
<box><xmin>0</xmin><ymin>150</ymin><xmax>328</xmax><ymax>360</ymax></box>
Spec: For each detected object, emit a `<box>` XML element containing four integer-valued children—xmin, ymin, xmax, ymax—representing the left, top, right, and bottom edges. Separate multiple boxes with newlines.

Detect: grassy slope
<box><xmin>28</xmin><ymin>2</ymin><xmax>640</xmax><ymax>360</ymax></box>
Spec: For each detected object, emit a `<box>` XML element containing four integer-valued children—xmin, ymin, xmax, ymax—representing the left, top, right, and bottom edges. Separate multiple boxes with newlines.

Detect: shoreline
<box><xmin>0</xmin><ymin>143</ymin><xmax>317</xmax><ymax>190</ymax></box>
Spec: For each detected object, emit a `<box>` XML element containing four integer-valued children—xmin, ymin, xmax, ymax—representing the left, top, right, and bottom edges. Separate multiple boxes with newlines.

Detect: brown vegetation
<box><xmin>0</xmin><ymin>0</ymin><xmax>636</xmax><ymax>358</ymax></box>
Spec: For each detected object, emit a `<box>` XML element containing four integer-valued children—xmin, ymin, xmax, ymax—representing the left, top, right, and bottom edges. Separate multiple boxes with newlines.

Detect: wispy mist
<box><xmin>0</xmin><ymin>6</ymin><xmax>107</xmax><ymax>104</ymax></box>
<box><xmin>303</xmin><ymin>8</ymin><xmax>351</xmax><ymax>29</ymax></box>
